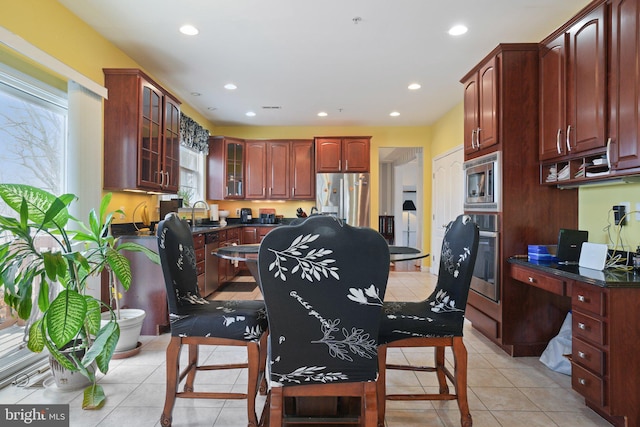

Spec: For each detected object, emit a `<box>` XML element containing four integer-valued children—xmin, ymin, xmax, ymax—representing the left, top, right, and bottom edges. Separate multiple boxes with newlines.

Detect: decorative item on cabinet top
<box><xmin>180</xmin><ymin>113</ymin><xmax>209</xmax><ymax>153</ymax></box>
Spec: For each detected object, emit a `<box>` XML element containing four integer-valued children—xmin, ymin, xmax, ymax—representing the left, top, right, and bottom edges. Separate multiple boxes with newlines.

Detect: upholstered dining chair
<box><xmin>377</xmin><ymin>214</ymin><xmax>479</xmax><ymax>427</ymax></box>
<box><xmin>258</xmin><ymin>215</ymin><xmax>390</xmax><ymax>427</ymax></box>
<box><xmin>156</xmin><ymin>214</ymin><xmax>268</xmax><ymax>427</ymax></box>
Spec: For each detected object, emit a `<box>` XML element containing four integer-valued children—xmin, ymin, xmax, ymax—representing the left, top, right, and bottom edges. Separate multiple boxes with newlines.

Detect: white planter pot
<box><xmin>101</xmin><ymin>308</ymin><xmax>146</xmax><ymax>354</ymax></box>
<box><xmin>49</xmin><ymin>347</ymin><xmax>95</xmax><ymax>391</ymax></box>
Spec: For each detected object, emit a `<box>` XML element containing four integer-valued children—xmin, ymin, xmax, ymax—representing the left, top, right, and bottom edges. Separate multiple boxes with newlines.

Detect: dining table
<box><xmin>213</xmin><ymin>243</ymin><xmax>429</xmax><ymax>283</ymax></box>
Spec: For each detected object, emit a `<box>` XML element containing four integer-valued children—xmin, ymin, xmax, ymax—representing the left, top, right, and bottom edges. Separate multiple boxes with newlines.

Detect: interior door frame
<box><xmin>431</xmin><ymin>145</ymin><xmax>464</xmax><ymax>274</ymax></box>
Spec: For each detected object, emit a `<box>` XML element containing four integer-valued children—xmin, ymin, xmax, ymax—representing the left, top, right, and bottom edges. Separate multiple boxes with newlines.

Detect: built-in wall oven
<box><xmin>467</xmin><ymin>213</ymin><xmax>499</xmax><ymax>302</ymax></box>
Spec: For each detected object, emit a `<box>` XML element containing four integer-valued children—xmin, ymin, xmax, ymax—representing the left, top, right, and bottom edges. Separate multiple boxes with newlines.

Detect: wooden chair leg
<box><xmin>184</xmin><ymin>343</ymin><xmax>198</xmax><ymax>392</ymax></box>
<box><xmin>363</xmin><ymin>381</ymin><xmax>378</xmax><ymax>427</ymax></box>
<box><xmin>452</xmin><ymin>337</ymin><xmax>472</xmax><ymax>427</ymax></box>
<box><xmin>435</xmin><ymin>346</ymin><xmax>449</xmax><ymax>394</ymax></box>
<box><xmin>376</xmin><ymin>345</ymin><xmax>387</xmax><ymax>427</ymax></box>
<box><xmin>247</xmin><ymin>341</ymin><xmax>260</xmax><ymax>427</ymax></box>
<box><xmin>161</xmin><ymin>337</ymin><xmax>181</xmax><ymax>427</ymax></box>
<box><xmin>269</xmin><ymin>387</ymin><xmax>284</xmax><ymax>427</ymax></box>
<box><xmin>258</xmin><ymin>332</ymin><xmax>268</xmax><ymax>395</ymax></box>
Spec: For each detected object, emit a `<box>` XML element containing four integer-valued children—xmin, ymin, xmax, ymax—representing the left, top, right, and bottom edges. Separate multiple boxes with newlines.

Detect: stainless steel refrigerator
<box><xmin>316</xmin><ymin>173</ymin><xmax>370</xmax><ymax>227</ymax></box>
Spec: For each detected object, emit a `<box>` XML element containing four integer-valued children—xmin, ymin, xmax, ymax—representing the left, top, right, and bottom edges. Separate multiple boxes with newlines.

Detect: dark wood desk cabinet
<box><xmin>509</xmin><ymin>262</ymin><xmax>640</xmax><ymax>427</ymax></box>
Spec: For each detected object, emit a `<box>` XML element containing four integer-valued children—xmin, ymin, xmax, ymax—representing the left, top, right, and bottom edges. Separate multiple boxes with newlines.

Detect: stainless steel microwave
<box><xmin>463</xmin><ymin>152</ymin><xmax>501</xmax><ymax>211</ymax></box>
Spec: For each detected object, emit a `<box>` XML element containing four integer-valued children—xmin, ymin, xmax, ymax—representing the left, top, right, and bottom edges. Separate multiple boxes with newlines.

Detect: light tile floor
<box><xmin>0</xmin><ymin>270</ymin><xmax>612</xmax><ymax>427</ymax></box>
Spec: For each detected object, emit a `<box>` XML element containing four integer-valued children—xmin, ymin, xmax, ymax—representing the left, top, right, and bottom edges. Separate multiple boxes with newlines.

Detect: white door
<box><xmin>431</xmin><ymin>146</ymin><xmax>464</xmax><ymax>274</ymax></box>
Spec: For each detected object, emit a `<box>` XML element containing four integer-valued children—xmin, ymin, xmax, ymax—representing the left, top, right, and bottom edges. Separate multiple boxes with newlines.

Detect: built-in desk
<box><xmin>508</xmin><ymin>258</ymin><xmax>640</xmax><ymax>427</ymax></box>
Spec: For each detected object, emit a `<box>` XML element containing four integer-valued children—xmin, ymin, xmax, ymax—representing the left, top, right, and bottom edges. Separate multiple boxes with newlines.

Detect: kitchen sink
<box><xmin>190</xmin><ymin>226</ymin><xmax>220</xmax><ymax>233</ymax></box>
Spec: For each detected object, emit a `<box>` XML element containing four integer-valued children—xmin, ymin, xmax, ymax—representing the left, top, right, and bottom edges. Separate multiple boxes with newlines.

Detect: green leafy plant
<box><xmin>0</xmin><ymin>184</ymin><xmax>158</xmax><ymax>409</ymax></box>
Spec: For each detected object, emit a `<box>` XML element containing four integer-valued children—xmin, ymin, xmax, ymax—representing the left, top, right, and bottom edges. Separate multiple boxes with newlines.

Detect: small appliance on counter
<box><xmin>259</xmin><ymin>208</ymin><xmax>277</xmax><ymax>224</ymax></box>
<box><xmin>159</xmin><ymin>199</ymin><xmax>182</xmax><ymax>220</ymax></box>
<box><xmin>240</xmin><ymin>208</ymin><xmax>253</xmax><ymax>223</ymax></box>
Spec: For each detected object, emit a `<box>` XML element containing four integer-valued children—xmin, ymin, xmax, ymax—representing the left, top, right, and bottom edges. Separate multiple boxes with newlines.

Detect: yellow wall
<box><xmin>213</xmin><ymin>126</ymin><xmax>433</xmax><ymax>251</ymax></box>
<box><xmin>11</xmin><ymin>0</ymin><xmax>628</xmax><ymax>259</ymax></box>
<box><xmin>579</xmin><ymin>183</ymin><xmax>640</xmax><ymax>251</ymax></box>
<box><xmin>1</xmin><ymin>0</ymin><xmax>217</xmax><ymax>224</ymax></box>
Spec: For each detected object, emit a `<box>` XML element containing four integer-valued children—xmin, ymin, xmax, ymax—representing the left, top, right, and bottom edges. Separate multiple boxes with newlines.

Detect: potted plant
<box><xmin>0</xmin><ymin>184</ymin><xmax>158</xmax><ymax>409</ymax></box>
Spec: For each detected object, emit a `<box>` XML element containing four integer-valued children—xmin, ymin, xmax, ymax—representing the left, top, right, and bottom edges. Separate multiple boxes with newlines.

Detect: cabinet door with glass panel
<box><xmin>207</xmin><ymin>136</ymin><xmax>245</xmax><ymax>199</ymax></box>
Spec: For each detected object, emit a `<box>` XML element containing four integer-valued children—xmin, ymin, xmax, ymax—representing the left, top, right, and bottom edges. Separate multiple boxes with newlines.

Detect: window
<box><xmin>178</xmin><ymin>145</ymin><xmax>205</xmax><ymax>207</ymax></box>
<box><xmin>0</xmin><ymin>64</ymin><xmax>67</xmax><ymax>387</ymax></box>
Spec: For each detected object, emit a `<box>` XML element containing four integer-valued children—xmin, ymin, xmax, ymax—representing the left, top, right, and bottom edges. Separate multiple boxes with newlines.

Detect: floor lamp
<box><xmin>402</xmin><ymin>200</ymin><xmax>416</xmax><ymax>246</ymax></box>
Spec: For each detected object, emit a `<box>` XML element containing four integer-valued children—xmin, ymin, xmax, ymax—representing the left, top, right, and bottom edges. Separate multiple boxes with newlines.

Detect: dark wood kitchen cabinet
<box><xmin>462</xmin><ymin>43</ymin><xmax>580</xmax><ymax>356</ymax></box>
<box><xmin>539</xmin><ymin>2</ymin><xmax>607</xmax><ymax>162</ymax></box>
<box><xmin>245</xmin><ymin>140</ymin><xmax>290</xmax><ymax>199</ymax></box>
<box><xmin>315</xmin><ymin>137</ymin><xmax>371</xmax><ymax>172</ymax></box>
<box><xmin>462</xmin><ymin>55</ymin><xmax>498</xmax><ymax>157</ymax></box>
<box><xmin>290</xmin><ymin>140</ymin><xmax>315</xmax><ymax>200</ymax></box>
<box><xmin>609</xmin><ymin>0</ymin><xmax>640</xmax><ymax>172</ymax></box>
<box><xmin>207</xmin><ymin>136</ymin><xmax>245</xmax><ymax>199</ymax></box>
<box><xmin>103</xmin><ymin>68</ymin><xmax>181</xmax><ymax>193</ymax></box>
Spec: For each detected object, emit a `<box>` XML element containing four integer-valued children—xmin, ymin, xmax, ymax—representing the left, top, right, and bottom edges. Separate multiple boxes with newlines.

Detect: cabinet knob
<box><xmin>578</xmin><ymin>351</ymin><xmax>586</xmax><ymax>359</ymax></box>
<box><xmin>578</xmin><ymin>322</ymin><xmax>586</xmax><ymax>330</ymax></box>
<box><xmin>577</xmin><ymin>295</ymin><xmax>586</xmax><ymax>302</ymax></box>
<box><xmin>578</xmin><ymin>378</ymin><xmax>587</xmax><ymax>386</ymax></box>
<box><xmin>528</xmin><ymin>276</ymin><xmax>535</xmax><ymax>283</ymax></box>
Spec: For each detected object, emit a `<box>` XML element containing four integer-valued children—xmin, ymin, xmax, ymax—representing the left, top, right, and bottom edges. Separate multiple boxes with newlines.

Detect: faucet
<box><xmin>191</xmin><ymin>200</ymin><xmax>209</xmax><ymax>227</ymax></box>
<box><xmin>310</xmin><ymin>206</ymin><xmax>318</xmax><ymax>215</ymax></box>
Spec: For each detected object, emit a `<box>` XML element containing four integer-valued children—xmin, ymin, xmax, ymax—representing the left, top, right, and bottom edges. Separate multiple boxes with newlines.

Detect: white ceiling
<box><xmin>58</xmin><ymin>0</ymin><xmax>592</xmax><ymax>128</ymax></box>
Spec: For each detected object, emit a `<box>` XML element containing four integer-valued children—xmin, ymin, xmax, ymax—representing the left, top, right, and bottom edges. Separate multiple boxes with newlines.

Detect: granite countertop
<box><xmin>111</xmin><ymin>219</ymin><xmax>293</xmax><ymax>238</ymax></box>
<box><xmin>509</xmin><ymin>257</ymin><xmax>640</xmax><ymax>288</ymax></box>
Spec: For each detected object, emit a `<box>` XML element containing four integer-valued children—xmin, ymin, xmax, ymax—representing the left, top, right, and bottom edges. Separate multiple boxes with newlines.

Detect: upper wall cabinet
<box><xmin>460</xmin><ymin>44</ymin><xmax>540</xmax><ymax>161</ymax></box>
<box><xmin>315</xmin><ymin>137</ymin><xmax>371</xmax><ymax>172</ymax></box>
<box><xmin>103</xmin><ymin>69</ymin><xmax>181</xmax><ymax>193</ymax></box>
<box><xmin>609</xmin><ymin>0</ymin><xmax>640</xmax><ymax>172</ymax></box>
<box><xmin>539</xmin><ymin>2</ymin><xmax>607</xmax><ymax>162</ymax></box>
<box><xmin>290</xmin><ymin>140</ymin><xmax>315</xmax><ymax>200</ymax></box>
<box><xmin>207</xmin><ymin>136</ymin><xmax>245</xmax><ymax>199</ymax></box>
<box><xmin>245</xmin><ymin>140</ymin><xmax>290</xmax><ymax>199</ymax></box>
<box><xmin>462</xmin><ymin>56</ymin><xmax>498</xmax><ymax>157</ymax></box>
<box><xmin>207</xmin><ymin>138</ymin><xmax>315</xmax><ymax>200</ymax></box>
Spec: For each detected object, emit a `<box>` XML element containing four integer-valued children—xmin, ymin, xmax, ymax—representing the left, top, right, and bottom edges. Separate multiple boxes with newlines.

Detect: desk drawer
<box><xmin>573</xmin><ymin>337</ymin><xmax>605</xmax><ymax>376</ymax></box>
<box><xmin>510</xmin><ymin>264</ymin><xmax>566</xmax><ymax>295</ymax></box>
<box><xmin>573</xmin><ymin>311</ymin><xmax>605</xmax><ymax>345</ymax></box>
<box><xmin>572</xmin><ymin>363</ymin><xmax>605</xmax><ymax>406</ymax></box>
<box><xmin>572</xmin><ymin>282</ymin><xmax>605</xmax><ymax>316</ymax></box>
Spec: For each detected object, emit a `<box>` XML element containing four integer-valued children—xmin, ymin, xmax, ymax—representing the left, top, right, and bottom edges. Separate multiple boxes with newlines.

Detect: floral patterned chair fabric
<box><xmin>258</xmin><ymin>215</ymin><xmax>390</xmax><ymax>426</ymax></box>
<box><xmin>377</xmin><ymin>214</ymin><xmax>479</xmax><ymax>427</ymax></box>
<box><xmin>156</xmin><ymin>214</ymin><xmax>268</xmax><ymax>427</ymax></box>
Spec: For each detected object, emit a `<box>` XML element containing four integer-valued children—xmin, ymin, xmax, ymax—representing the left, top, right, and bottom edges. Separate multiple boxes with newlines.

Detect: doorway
<box><xmin>378</xmin><ymin>147</ymin><xmax>423</xmax><ymax>253</ymax></box>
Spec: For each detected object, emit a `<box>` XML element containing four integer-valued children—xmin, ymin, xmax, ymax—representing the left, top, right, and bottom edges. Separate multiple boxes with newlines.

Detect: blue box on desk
<box><xmin>527</xmin><ymin>245</ymin><xmax>558</xmax><ymax>262</ymax></box>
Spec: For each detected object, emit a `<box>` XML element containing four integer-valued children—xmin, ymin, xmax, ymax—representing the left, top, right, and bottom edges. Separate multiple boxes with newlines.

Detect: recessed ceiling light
<box><xmin>246</xmin><ymin>111</ymin><xmax>256</xmax><ymax>117</ymax></box>
<box><xmin>318</xmin><ymin>112</ymin><xmax>328</xmax><ymax>117</ymax></box>
<box><xmin>408</xmin><ymin>83</ymin><xmax>421</xmax><ymax>90</ymax></box>
<box><xmin>390</xmin><ymin>111</ymin><xmax>400</xmax><ymax>117</ymax></box>
<box><xmin>179</xmin><ymin>25</ymin><xmax>199</xmax><ymax>36</ymax></box>
<box><xmin>224</xmin><ymin>83</ymin><xmax>237</xmax><ymax>90</ymax></box>
<box><xmin>448</xmin><ymin>25</ymin><xmax>468</xmax><ymax>36</ymax></box>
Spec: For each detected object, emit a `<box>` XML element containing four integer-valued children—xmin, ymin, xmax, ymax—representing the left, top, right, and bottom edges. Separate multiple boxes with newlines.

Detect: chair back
<box><xmin>157</xmin><ymin>214</ymin><xmax>207</xmax><ymax>314</ymax></box>
<box><xmin>258</xmin><ymin>215</ymin><xmax>390</xmax><ymax>386</ymax></box>
<box><xmin>430</xmin><ymin>214</ymin><xmax>479</xmax><ymax>328</ymax></box>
